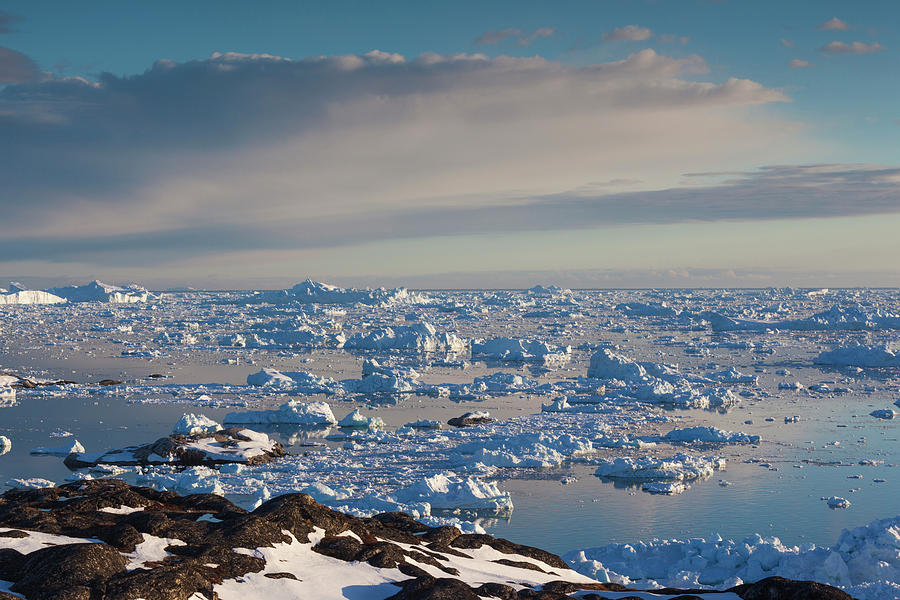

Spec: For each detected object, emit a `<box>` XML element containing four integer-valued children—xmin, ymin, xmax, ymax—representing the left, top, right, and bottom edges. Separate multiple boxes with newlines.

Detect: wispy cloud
<box><xmin>474</xmin><ymin>28</ymin><xmax>521</xmax><ymax>45</ymax></box>
<box><xmin>0</xmin><ymin>10</ymin><xmax>23</xmax><ymax>35</ymax></box>
<box><xmin>603</xmin><ymin>25</ymin><xmax>653</xmax><ymax>42</ymax></box>
<box><xmin>820</xmin><ymin>40</ymin><xmax>885</xmax><ymax>54</ymax></box>
<box><xmin>817</xmin><ymin>17</ymin><xmax>850</xmax><ymax>31</ymax></box>
<box><xmin>518</xmin><ymin>27</ymin><xmax>555</xmax><ymax>46</ymax></box>
<box><xmin>474</xmin><ymin>27</ymin><xmax>554</xmax><ymax>46</ymax></box>
<box><xmin>788</xmin><ymin>59</ymin><xmax>812</xmax><ymax>68</ymax></box>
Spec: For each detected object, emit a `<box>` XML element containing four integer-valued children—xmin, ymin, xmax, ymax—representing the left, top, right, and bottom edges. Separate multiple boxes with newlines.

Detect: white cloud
<box><xmin>788</xmin><ymin>59</ymin><xmax>812</xmax><ymax>68</ymax></box>
<box><xmin>820</xmin><ymin>41</ymin><xmax>885</xmax><ymax>54</ymax></box>
<box><xmin>818</xmin><ymin>17</ymin><xmax>850</xmax><ymax>31</ymax></box>
<box><xmin>603</xmin><ymin>25</ymin><xmax>653</xmax><ymax>42</ymax></box>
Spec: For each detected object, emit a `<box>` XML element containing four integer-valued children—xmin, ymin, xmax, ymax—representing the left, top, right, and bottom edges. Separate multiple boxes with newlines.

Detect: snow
<box><xmin>0</xmin><ymin>436</ymin><xmax>10</xmax><ymax>456</ymax></box>
<box><xmin>0</xmin><ymin>528</ymin><xmax>101</xmax><ymax>554</ymax></box>
<box><xmin>126</xmin><ymin>534</ymin><xmax>187</xmax><ymax>570</ymax></box>
<box><xmin>225</xmin><ymin>400</ymin><xmax>337</xmax><ymax>425</ymax></box>
<box><xmin>566</xmin><ymin>514</ymin><xmax>900</xmax><ymax>600</ymax></box>
<box><xmin>172</xmin><ymin>413</ymin><xmax>221</xmax><ymax>435</ymax></box>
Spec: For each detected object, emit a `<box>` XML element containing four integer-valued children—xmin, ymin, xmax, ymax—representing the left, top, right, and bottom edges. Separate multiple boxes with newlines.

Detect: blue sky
<box><xmin>1</xmin><ymin>1</ymin><xmax>898</xmax><ymax>288</ymax></box>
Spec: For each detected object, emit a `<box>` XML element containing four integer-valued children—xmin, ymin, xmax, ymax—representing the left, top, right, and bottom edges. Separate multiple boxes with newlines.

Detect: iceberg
<box><xmin>0</xmin><ymin>289</ymin><xmax>66</xmax><ymax>305</ymax></box>
<box><xmin>225</xmin><ymin>400</ymin><xmax>337</xmax><ymax>425</ymax></box>
<box><xmin>46</xmin><ymin>280</ymin><xmax>150</xmax><ymax>303</ymax></box>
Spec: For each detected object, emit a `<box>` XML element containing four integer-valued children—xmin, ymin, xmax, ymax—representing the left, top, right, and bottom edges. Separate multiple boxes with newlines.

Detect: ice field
<box><xmin>1</xmin><ymin>280</ymin><xmax>898</xmax><ymax>597</ymax></box>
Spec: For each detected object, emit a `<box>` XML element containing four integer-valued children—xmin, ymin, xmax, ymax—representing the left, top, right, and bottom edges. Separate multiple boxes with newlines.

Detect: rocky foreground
<box><xmin>0</xmin><ymin>480</ymin><xmax>853</xmax><ymax>600</ymax></box>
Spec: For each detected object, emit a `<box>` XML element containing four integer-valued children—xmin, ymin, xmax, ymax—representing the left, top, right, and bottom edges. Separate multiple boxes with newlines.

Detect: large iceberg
<box><xmin>344</xmin><ymin>321</ymin><xmax>467</xmax><ymax>352</ymax></box>
<box><xmin>0</xmin><ymin>287</ymin><xmax>66</xmax><ymax>305</ymax></box>
<box><xmin>251</xmin><ymin>279</ymin><xmax>428</xmax><ymax>306</ymax></box>
<box><xmin>225</xmin><ymin>400</ymin><xmax>337</xmax><ymax>425</ymax></box>
<box><xmin>471</xmin><ymin>337</ymin><xmax>571</xmax><ymax>366</ymax></box>
<box><xmin>815</xmin><ymin>344</ymin><xmax>900</xmax><ymax>368</ymax></box>
<box><xmin>46</xmin><ymin>280</ymin><xmax>150</xmax><ymax>303</ymax></box>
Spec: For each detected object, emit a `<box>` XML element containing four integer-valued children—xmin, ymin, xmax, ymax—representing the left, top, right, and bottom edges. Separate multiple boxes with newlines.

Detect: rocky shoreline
<box><xmin>0</xmin><ymin>479</ymin><xmax>853</xmax><ymax>599</ymax></box>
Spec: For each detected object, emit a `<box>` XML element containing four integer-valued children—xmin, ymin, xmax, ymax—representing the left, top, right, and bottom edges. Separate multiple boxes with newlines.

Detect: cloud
<box><xmin>474</xmin><ymin>28</ymin><xmax>521</xmax><ymax>45</ymax></box>
<box><xmin>603</xmin><ymin>25</ymin><xmax>653</xmax><ymax>42</ymax></box>
<box><xmin>659</xmin><ymin>34</ymin><xmax>691</xmax><ymax>45</ymax></box>
<box><xmin>818</xmin><ymin>17</ymin><xmax>850</xmax><ymax>31</ymax></box>
<box><xmin>475</xmin><ymin>27</ymin><xmax>554</xmax><ymax>46</ymax></box>
<box><xmin>820</xmin><ymin>41</ymin><xmax>885</xmax><ymax>54</ymax></box>
<box><xmin>0</xmin><ymin>46</ymin><xmax>39</xmax><ymax>83</ymax></box>
<box><xmin>788</xmin><ymin>59</ymin><xmax>812</xmax><ymax>68</ymax></box>
<box><xmin>0</xmin><ymin>10</ymin><xmax>23</xmax><ymax>34</ymax></box>
<box><xmin>780</xmin><ymin>38</ymin><xmax>794</xmax><ymax>48</ymax></box>
<box><xmin>0</xmin><ymin>48</ymin><xmax>799</xmax><ymax>271</ymax></box>
<box><xmin>519</xmin><ymin>27</ymin><xmax>555</xmax><ymax>46</ymax></box>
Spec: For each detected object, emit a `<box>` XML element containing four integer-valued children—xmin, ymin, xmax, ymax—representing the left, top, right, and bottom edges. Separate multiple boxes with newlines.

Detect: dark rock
<box><xmin>314</xmin><ymin>535</ymin><xmax>364</xmax><ymax>561</ymax></box>
<box><xmin>0</xmin><ymin>530</ymin><xmax>28</xmax><ymax>539</ymax></box>
<box><xmin>264</xmin><ymin>572</ymin><xmax>299</xmax><ymax>580</ymax></box>
<box><xmin>730</xmin><ymin>576</ymin><xmax>856</xmax><ymax>600</ymax></box>
<box><xmin>474</xmin><ymin>581</ymin><xmax>519</xmax><ymax>599</ymax></box>
<box><xmin>11</xmin><ymin>542</ymin><xmax>127</xmax><ymax>597</ymax></box>
<box><xmin>451</xmin><ymin>534</ymin><xmax>569</xmax><ymax>570</ymax></box>
<box><xmin>98</xmin><ymin>379</ymin><xmax>124</xmax><ymax>386</ymax></box>
<box><xmin>387</xmin><ymin>576</ymin><xmax>482</xmax><ymax>600</ymax></box>
<box><xmin>0</xmin><ymin>548</ymin><xmax>25</xmax><ymax>581</ymax></box>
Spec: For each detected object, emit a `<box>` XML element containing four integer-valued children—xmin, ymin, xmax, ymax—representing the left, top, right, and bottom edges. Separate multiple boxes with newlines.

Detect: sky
<box><xmin>1</xmin><ymin>0</ymin><xmax>898</xmax><ymax>289</ymax></box>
